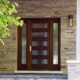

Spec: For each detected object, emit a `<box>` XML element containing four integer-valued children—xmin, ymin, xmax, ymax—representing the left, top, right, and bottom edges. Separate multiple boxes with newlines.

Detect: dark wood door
<box><xmin>31</xmin><ymin>19</ymin><xmax>50</xmax><ymax>70</ymax></box>
<box><xmin>17</xmin><ymin>18</ymin><xmax>61</xmax><ymax>71</ymax></box>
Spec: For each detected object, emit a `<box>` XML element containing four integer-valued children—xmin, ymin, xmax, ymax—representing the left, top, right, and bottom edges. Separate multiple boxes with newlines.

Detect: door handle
<box><xmin>29</xmin><ymin>46</ymin><xmax>32</xmax><ymax>52</ymax></box>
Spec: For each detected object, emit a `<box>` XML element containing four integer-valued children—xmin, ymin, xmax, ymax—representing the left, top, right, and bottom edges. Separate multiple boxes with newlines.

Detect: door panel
<box><xmin>31</xmin><ymin>21</ymin><xmax>49</xmax><ymax>70</ymax></box>
<box><xmin>18</xmin><ymin>23</ymin><xmax>28</xmax><ymax>70</ymax></box>
<box><xmin>18</xmin><ymin>18</ymin><xmax>61</xmax><ymax>71</ymax></box>
<box><xmin>50</xmin><ymin>19</ymin><xmax>61</xmax><ymax>70</ymax></box>
<box><xmin>22</xmin><ymin>23</ymin><xmax>27</xmax><ymax>64</ymax></box>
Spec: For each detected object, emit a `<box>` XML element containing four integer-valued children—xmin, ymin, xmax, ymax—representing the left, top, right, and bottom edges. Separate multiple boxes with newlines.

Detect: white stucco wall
<box><xmin>77</xmin><ymin>0</ymin><xmax>80</xmax><ymax>60</ymax></box>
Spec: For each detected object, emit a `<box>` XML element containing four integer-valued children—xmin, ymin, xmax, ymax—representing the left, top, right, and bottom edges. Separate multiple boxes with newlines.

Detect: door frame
<box><xmin>17</xmin><ymin>18</ymin><xmax>61</xmax><ymax>71</ymax></box>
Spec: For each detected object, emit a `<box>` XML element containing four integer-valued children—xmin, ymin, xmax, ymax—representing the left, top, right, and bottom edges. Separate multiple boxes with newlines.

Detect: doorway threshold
<box><xmin>14</xmin><ymin>70</ymin><xmax>63</xmax><ymax>74</ymax></box>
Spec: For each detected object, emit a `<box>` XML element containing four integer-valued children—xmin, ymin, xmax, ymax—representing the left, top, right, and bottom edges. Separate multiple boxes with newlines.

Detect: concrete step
<box><xmin>0</xmin><ymin>78</ymin><xmax>67</xmax><ymax>80</ymax></box>
<box><xmin>0</xmin><ymin>74</ymin><xmax>68</xmax><ymax>80</ymax></box>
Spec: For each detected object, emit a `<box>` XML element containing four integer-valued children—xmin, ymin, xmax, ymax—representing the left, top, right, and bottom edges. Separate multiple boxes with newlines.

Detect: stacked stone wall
<box><xmin>0</xmin><ymin>0</ymin><xmax>76</xmax><ymax>74</ymax></box>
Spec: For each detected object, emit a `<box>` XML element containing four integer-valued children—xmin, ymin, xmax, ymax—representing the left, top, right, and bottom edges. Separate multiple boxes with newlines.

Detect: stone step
<box><xmin>0</xmin><ymin>78</ymin><xmax>67</xmax><ymax>80</ymax></box>
<box><xmin>0</xmin><ymin>74</ymin><xmax>68</xmax><ymax>80</ymax></box>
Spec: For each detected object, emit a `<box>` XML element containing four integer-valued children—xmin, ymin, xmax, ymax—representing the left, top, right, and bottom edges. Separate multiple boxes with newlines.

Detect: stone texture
<box><xmin>0</xmin><ymin>0</ymin><xmax>76</xmax><ymax>74</ymax></box>
<box><xmin>0</xmin><ymin>79</ymin><xmax>67</xmax><ymax>80</ymax></box>
<box><xmin>0</xmin><ymin>78</ymin><xmax>14</xmax><ymax>80</ymax></box>
<box><xmin>0</xmin><ymin>74</ymin><xmax>67</xmax><ymax>79</ymax></box>
<box><xmin>67</xmin><ymin>62</ymin><xmax>80</xmax><ymax>80</ymax></box>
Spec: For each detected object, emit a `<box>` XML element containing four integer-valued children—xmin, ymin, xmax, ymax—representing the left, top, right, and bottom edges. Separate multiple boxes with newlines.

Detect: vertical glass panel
<box><xmin>32</xmin><ymin>23</ymin><xmax>47</xmax><ymax>28</ymax></box>
<box><xmin>32</xmin><ymin>41</ymin><xmax>47</xmax><ymax>46</ymax></box>
<box><xmin>22</xmin><ymin>23</ymin><xmax>27</xmax><ymax>64</ymax></box>
<box><xmin>32</xmin><ymin>32</ymin><xmax>47</xmax><ymax>37</ymax></box>
<box><xmin>53</xmin><ymin>23</ymin><xmax>58</xmax><ymax>64</ymax></box>
<box><xmin>32</xmin><ymin>50</ymin><xmax>47</xmax><ymax>55</ymax></box>
<box><xmin>32</xmin><ymin>59</ymin><xmax>47</xmax><ymax>64</ymax></box>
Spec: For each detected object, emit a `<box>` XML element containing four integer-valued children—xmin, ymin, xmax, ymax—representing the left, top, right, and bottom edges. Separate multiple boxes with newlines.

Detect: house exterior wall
<box><xmin>0</xmin><ymin>0</ymin><xmax>76</xmax><ymax>74</ymax></box>
<box><xmin>77</xmin><ymin>0</ymin><xmax>80</xmax><ymax>60</ymax></box>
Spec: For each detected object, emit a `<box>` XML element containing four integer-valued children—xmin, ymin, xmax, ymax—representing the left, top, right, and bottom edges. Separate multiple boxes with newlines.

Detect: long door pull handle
<box><xmin>29</xmin><ymin>46</ymin><xmax>32</xmax><ymax>52</ymax></box>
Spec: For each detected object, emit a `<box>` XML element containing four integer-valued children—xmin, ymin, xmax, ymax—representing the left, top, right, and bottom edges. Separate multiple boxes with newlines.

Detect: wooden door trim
<box><xmin>58</xmin><ymin>18</ymin><xmax>61</xmax><ymax>70</ymax></box>
<box><xmin>49</xmin><ymin>19</ymin><xmax>53</xmax><ymax>70</ymax></box>
<box><xmin>17</xmin><ymin>18</ymin><xmax>61</xmax><ymax>71</ymax></box>
<box><xmin>17</xmin><ymin>26</ymin><xmax>22</xmax><ymax>70</ymax></box>
<box><xmin>27</xmin><ymin>20</ymin><xmax>32</xmax><ymax>70</ymax></box>
<box><xmin>49</xmin><ymin>18</ymin><xmax>61</xmax><ymax>70</ymax></box>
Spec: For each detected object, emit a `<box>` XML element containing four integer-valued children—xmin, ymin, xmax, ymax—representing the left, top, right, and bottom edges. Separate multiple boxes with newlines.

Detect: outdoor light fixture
<box><xmin>68</xmin><ymin>15</ymin><xmax>73</xmax><ymax>27</ymax></box>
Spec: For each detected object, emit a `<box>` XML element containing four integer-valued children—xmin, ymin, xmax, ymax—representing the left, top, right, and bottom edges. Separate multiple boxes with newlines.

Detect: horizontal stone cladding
<box><xmin>0</xmin><ymin>0</ymin><xmax>76</xmax><ymax>74</ymax></box>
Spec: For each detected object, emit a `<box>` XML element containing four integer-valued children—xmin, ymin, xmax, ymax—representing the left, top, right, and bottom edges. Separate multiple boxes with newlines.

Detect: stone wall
<box><xmin>0</xmin><ymin>26</ymin><xmax>17</xmax><ymax>73</ymax></box>
<box><xmin>0</xmin><ymin>0</ymin><xmax>76</xmax><ymax>74</ymax></box>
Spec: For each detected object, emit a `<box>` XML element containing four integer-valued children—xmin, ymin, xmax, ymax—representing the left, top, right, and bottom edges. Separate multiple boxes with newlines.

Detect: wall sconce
<box><xmin>68</xmin><ymin>15</ymin><xmax>73</xmax><ymax>27</ymax></box>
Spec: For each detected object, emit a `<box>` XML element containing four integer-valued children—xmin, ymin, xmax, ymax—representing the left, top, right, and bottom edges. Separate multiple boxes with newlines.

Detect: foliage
<box><xmin>0</xmin><ymin>0</ymin><xmax>23</xmax><ymax>42</ymax></box>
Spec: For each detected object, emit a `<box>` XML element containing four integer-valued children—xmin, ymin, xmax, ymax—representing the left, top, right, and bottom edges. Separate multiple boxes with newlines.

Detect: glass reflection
<box><xmin>32</xmin><ymin>59</ymin><xmax>47</xmax><ymax>64</ymax></box>
<box><xmin>32</xmin><ymin>50</ymin><xmax>47</xmax><ymax>55</ymax></box>
<box><xmin>32</xmin><ymin>32</ymin><xmax>47</xmax><ymax>37</ymax></box>
<box><xmin>32</xmin><ymin>41</ymin><xmax>47</xmax><ymax>46</ymax></box>
<box><xmin>22</xmin><ymin>23</ymin><xmax>27</xmax><ymax>64</ymax></box>
<box><xmin>32</xmin><ymin>23</ymin><xmax>47</xmax><ymax>28</ymax></box>
<box><xmin>53</xmin><ymin>23</ymin><xmax>58</xmax><ymax>64</ymax></box>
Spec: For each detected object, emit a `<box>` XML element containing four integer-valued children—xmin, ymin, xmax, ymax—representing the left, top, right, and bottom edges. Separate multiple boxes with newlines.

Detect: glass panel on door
<box><xmin>32</xmin><ymin>50</ymin><xmax>47</xmax><ymax>55</ymax></box>
<box><xmin>32</xmin><ymin>32</ymin><xmax>47</xmax><ymax>37</ymax></box>
<box><xmin>32</xmin><ymin>59</ymin><xmax>47</xmax><ymax>64</ymax></box>
<box><xmin>32</xmin><ymin>23</ymin><xmax>47</xmax><ymax>28</ymax></box>
<box><xmin>53</xmin><ymin>23</ymin><xmax>58</xmax><ymax>64</ymax></box>
<box><xmin>32</xmin><ymin>41</ymin><xmax>47</xmax><ymax>46</ymax></box>
<box><xmin>22</xmin><ymin>23</ymin><xmax>27</xmax><ymax>64</ymax></box>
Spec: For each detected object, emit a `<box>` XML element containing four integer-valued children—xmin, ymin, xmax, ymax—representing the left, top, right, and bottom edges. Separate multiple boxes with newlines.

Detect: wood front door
<box><xmin>18</xmin><ymin>18</ymin><xmax>61</xmax><ymax>71</ymax></box>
